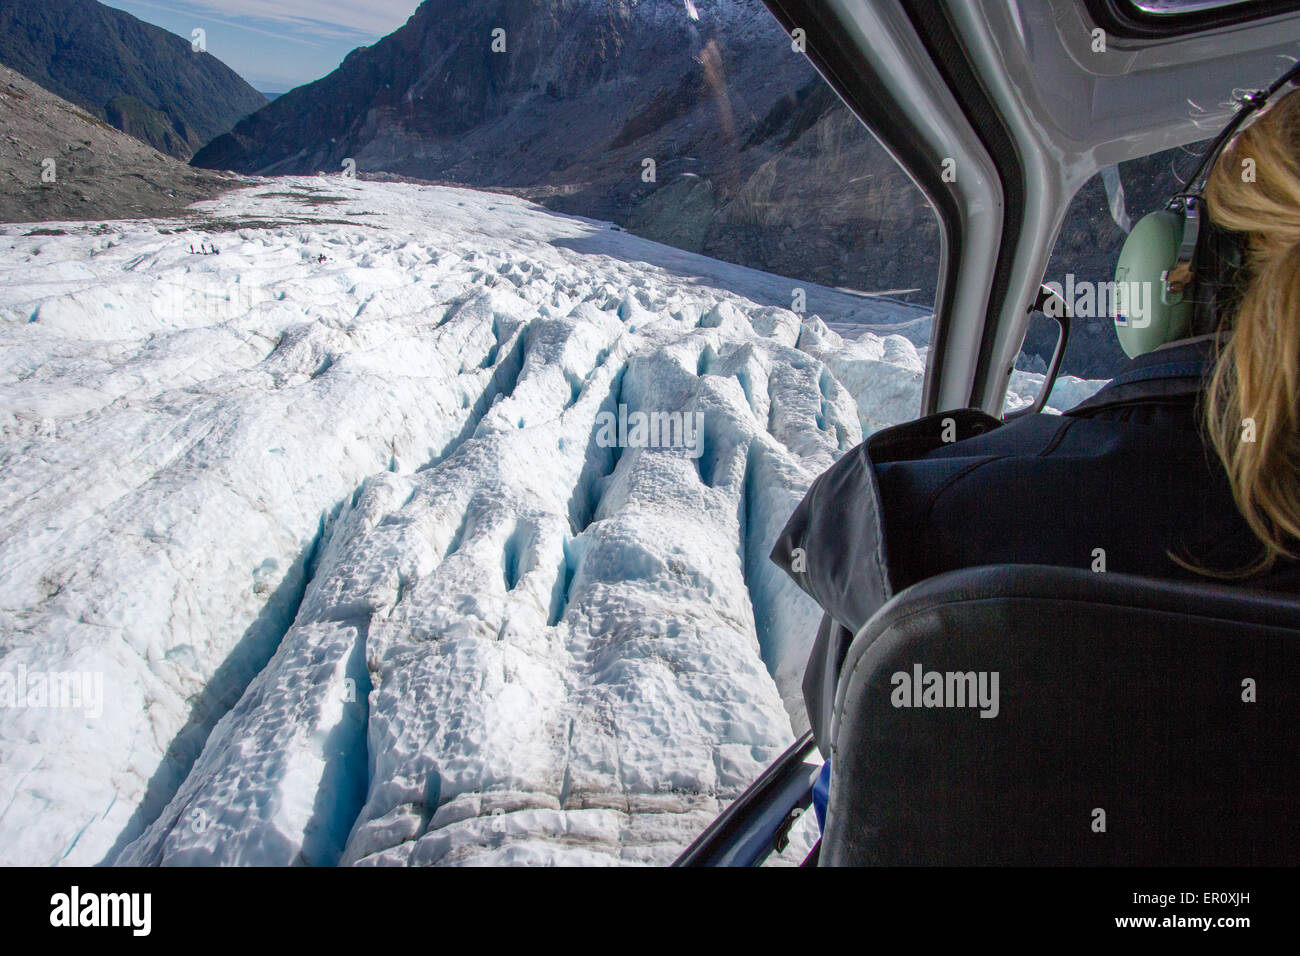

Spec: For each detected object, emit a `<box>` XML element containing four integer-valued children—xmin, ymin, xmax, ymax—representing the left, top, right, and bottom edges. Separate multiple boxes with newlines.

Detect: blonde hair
<box><xmin>1202</xmin><ymin>86</ymin><xmax>1300</xmax><ymax>574</ymax></box>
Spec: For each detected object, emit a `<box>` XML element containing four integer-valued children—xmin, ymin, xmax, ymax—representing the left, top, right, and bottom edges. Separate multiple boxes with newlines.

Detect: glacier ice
<box><xmin>0</xmin><ymin>179</ymin><xmax>1101</xmax><ymax>865</ymax></box>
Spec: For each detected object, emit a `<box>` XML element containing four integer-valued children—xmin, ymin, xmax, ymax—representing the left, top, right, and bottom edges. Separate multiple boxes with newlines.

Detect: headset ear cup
<box><xmin>1114</xmin><ymin>209</ymin><xmax>1193</xmax><ymax>358</ymax></box>
<box><xmin>1107</xmin><ymin>63</ymin><xmax>1299</xmax><ymax>360</ymax></box>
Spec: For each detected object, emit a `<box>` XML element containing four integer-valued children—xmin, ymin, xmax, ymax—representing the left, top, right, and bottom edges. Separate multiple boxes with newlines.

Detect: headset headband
<box><xmin>1159</xmin><ymin>59</ymin><xmax>1300</xmax><ymax>299</ymax></box>
<box><xmin>1181</xmin><ymin>59</ymin><xmax>1300</xmax><ymax>199</ymax></box>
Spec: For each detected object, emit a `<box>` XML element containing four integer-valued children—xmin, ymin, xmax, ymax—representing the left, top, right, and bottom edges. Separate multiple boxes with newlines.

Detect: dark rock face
<box><xmin>0</xmin><ymin>0</ymin><xmax>266</xmax><ymax>160</ymax></box>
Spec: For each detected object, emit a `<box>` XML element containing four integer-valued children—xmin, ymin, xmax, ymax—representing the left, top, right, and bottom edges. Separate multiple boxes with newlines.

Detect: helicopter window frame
<box><xmin>1087</xmin><ymin>0</ymin><xmax>1300</xmax><ymax>38</ymax></box>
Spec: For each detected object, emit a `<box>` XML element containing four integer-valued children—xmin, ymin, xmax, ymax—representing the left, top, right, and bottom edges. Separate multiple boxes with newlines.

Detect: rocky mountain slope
<box><xmin>190</xmin><ymin>0</ymin><xmax>1212</xmax><ymax>378</ymax></box>
<box><xmin>0</xmin><ymin>0</ymin><xmax>266</xmax><ymax>159</ymax></box>
<box><xmin>0</xmin><ymin>64</ymin><xmax>240</xmax><ymax>223</ymax></box>
<box><xmin>192</xmin><ymin>0</ymin><xmax>939</xmax><ymax>303</ymax></box>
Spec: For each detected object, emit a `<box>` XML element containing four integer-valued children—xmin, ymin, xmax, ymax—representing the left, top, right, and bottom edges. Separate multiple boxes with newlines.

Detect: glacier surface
<box><xmin>0</xmin><ymin>179</ymin><xmax>1100</xmax><ymax>865</ymax></box>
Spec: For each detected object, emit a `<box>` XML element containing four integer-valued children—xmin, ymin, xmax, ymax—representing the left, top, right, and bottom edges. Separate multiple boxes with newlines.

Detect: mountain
<box><xmin>192</xmin><ymin>0</ymin><xmax>940</xmax><ymax>303</ymax></box>
<box><xmin>0</xmin><ymin>64</ymin><xmax>239</xmax><ymax>222</ymax></box>
<box><xmin>190</xmin><ymin>0</ymin><xmax>1206</xmax><ymax>378</ymax></box>
<box><xmin>0</xmin><ymin>0</ymin><xmax>267</xmax><ymax>159</ymax></box>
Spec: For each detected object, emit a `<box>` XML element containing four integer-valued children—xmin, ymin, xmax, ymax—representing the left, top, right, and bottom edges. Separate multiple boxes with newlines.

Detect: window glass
<box><xmin>531</xmin><ymin>0</ymin><xmax>942</xmax><ymax>433</ymax></box>
<box><xmin>1031</xmin><ymin>140</ymin><xmax>1210</xmax><ymax>386</ymax></box>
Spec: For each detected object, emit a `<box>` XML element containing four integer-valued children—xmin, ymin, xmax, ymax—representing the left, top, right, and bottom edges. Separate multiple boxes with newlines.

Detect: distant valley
<box><xmin>0</xmin><ymin>0</ymin><xmax>1208</xmax><ymax>375</ymax></box>
<box><xmin>0</xmin><ymin>0</ymin><xmax>266</xmax><ymax>159</ymax></box>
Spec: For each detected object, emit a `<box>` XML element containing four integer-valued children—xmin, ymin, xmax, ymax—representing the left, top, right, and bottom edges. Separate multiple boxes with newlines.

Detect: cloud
<box><xmin>121</xmin><ymin>0</ymin><xmax>322</xmax><ymax>46</ymax></box>
<box><xmin>156</xmin><ymin>0</ymin><xmax>421</xmax><ymax>40</ymax></box>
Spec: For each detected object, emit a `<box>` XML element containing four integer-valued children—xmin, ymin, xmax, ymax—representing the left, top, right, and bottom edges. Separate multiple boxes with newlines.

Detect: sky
<box><xmin>100</xmin><ymin>1</ymin><xmax>425</xmax><ymax>93</ymax></box>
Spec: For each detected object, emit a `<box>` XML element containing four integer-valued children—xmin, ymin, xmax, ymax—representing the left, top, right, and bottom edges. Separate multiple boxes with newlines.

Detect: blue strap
<box><xmin>812</xmin><ymin>760</ymin><xmax>831</xmax><ymax>834</ymax></box>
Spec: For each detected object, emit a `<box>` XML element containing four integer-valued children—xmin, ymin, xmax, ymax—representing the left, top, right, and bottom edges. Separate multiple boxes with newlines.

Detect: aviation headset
<box><xmin>1113</xmin><ymin>60</ymin><xmax>1300</xmax><ymax>358</ymax></box>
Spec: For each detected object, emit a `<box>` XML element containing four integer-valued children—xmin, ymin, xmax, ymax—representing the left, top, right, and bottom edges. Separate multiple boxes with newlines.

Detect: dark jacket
<box><xmin>772</xmin><ymin>337</ymin><xmax>1300</xmax><ymax>753</ymax></box>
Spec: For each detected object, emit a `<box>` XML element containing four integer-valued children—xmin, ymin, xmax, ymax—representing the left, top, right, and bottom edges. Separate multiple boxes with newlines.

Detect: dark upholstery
<box><xmin>822</xmin><ymin>564</ymin><xmax>1300</xmax><ymax>865</ymax></box>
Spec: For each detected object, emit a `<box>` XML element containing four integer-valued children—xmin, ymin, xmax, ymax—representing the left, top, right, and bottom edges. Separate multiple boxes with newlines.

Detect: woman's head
<box><xmin>1203</xmin><ymin>85</ymin><xmax>1300</xmax><ymax>573</ymax></box>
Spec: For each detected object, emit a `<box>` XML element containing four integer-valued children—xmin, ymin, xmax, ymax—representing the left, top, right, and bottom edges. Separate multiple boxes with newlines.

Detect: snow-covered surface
<box><xmin>0</xmin><ymin>178</ymin><xmax>1103</xmax><ymax>866</ymax></box>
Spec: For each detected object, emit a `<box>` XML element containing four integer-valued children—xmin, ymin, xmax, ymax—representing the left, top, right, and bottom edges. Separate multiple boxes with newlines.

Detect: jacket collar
<box><xmin>1065</xmin><ymin>336</ymin><xmax>1220</xmax><ymax>416</ymax></box>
